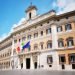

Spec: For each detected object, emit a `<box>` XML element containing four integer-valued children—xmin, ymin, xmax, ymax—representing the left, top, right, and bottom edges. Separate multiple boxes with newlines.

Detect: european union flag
<box><xmin>22</xmin><ymin>41</ymin><xmax>30</xmax><ymax>50</ymax></box>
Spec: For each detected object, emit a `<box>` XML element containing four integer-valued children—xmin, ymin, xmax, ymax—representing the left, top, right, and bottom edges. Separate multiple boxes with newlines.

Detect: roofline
<box><xmin>25</xmin><ymin>5</ymin><xmax>37</xmax><ymax>12</ymax></box>
<box><xmin>0</xmin><ymin>10</ymin><xmax>75</xmax><ymax>43</ymax></box>
<box><xmin>11</xmin><ymin>10</ymin><xmax>75</xmax><ymax>35</ymax></box>
<box><xmin>12</xmin><ymin>10</ymin><xmax>56</xmax><ymax>35</ymax></box>
<box><xmin>56</xmin><ymin>10</ymin><xmax>75</xmax><ymax>19</ymax></box>
<box><xmin>0</xmin><ymin>34</ymin><xmax>12</xmax><ymax>44</ymax></box>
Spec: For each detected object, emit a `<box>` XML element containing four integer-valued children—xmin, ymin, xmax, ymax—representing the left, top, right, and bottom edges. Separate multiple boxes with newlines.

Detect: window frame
<box><xmin>47</xmin><ymin>55</ymin><xmax>53</xmax><ymax>64</ymax></box>
<box><xmin>22</xmin><ymin>37</ymin><xmax>26</xmax><ymax>41</ymax></box>
<box><xmin>57</xmin><ymin>26</ymin><xmax>62</xmax><ymax>32</ymax></box>
<box><xmin>46</xmin><ymin>28</ymin><xmax>51</xmax><ymax>34</ymax></box>
<box><xmin>68</xmin><ymin>53</ymin><xmax>75</xmax><ymax>64</ymax></box>
<box><xmin>59</xmin><ymin>54</ymin><xmax>66</xmax><ymax>64</ymax></box>
<box><xmin>27</xmin><ymin>35</ymin><xmax>31</xmax><ymax>40</ymax></box>
<box><xmin>65</xmin><ymin>23</ymin><xmax>72</xmax><ymax>31</ymax></box>
<box><xmin>34</xmin><ymin>33</ymin><xmax>38</xmax><ymax>38</ymax></box>
<box><xmin>47</xmin><ymin>42</ymin><xmax>52</xmax><ymax>48</ymax></box>
<box><xmin>58</xmin><ymin>39</ymin><xmax>64</xmax><ymax>47</ymax></box>
<box><xmin>66</xmin><ymin>37</ymin><xmax>74</xmax><ymax>47</ymax></box>
<box><xmin>41</xmin><ymin>31</ymin><xmax>43</xmax><ymax>36</ymax></box>
<box><xmin>14</xmin><ymin>39</ymin><xmax>17</xmax><ymax>43</ymax></box>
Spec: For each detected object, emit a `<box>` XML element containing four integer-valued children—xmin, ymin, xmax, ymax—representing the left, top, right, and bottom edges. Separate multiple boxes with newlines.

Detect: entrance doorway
<box><xmin>34</xmin><ymin>62</ymin><xmax>37</xmax><ymax>69</ymax></box>
<box><xmin>26</xmin><ymin>58</ymin><xmax>30</xmax><ymax>69</ymax></box>
<box><xmin>61</xmin><ymin>64</ymin><xmax>65</xmax><ymax>69</ymax></box>
<box><xmin>21</xmin><ymin>63</ymin><xmax>23</xmax><ymax>69</ymax></box>
<box><xmin>72</xmin><ymin>64</ymin><xmax>75</xmax><ymax>69</ymax></box>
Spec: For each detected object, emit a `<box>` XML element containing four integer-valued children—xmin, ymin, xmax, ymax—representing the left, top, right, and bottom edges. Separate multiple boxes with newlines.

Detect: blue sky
<box><xmin>0</xmin><ymin>0</ymin><xmax>75</xmax><ymax>41</ymax></box>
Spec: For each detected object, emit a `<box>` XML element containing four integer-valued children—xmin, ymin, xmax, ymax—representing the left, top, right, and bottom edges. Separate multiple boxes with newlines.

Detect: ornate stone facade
<box><xmin>0</xmin><ymin>5</ymin><xmax>75</xmax><ymax>70</ymax></box>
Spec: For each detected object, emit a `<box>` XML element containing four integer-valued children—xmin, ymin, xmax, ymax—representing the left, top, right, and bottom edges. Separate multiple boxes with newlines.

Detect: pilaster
<box><xmin>30</xmin><ymin>55</ymin><xmax>34</xmax><ymax>69</ymax></box>
<box><xmin>51</xmin><ymin>25</ymin><xmax>58</xmax><ymax>49</ymax></box>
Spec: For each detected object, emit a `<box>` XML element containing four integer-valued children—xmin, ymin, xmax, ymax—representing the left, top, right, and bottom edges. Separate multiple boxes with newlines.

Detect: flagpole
<box><xmin>30</xmin><ymin>0</ymin><xmax>32</xmax><ymax>6</ymax></box>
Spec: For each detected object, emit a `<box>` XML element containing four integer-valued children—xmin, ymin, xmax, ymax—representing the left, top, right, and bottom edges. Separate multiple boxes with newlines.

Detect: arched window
<box><xmin>29</xmin><ymin>12</ymin><xmax>31</xmax><ymax>19</ymax></box>
<box><xmin>40</xmin><ymin>42</ymin><xmax>44</xmax><ymax>50</ymax></box>
<box><xmin>66</xmin><ymin>37</ymin><xmax>74</xmax><ymax>47</ymax></box>
<box><xmin>47</xmin><ymin>40</ymin><xmax>52</xmax><ymax>48</ymax></box>
<box><xmin>13</xmin><ymin>49</ymin><xmax>16</xmax><ymax>55</ymax></box>
<box><xmin>58</xmin><ymin>38</ymin><xmax>64</xmax><ymax>47</ymax></box>
<box><xmin>34</xmin><ymin>33</ymin><xmax>38</xmax><ymax>38</ymax></box>
<box><xmin>34</xmin><ymin>44</ymin><xmax>38</xmax><ymax>50</ymax></box>
<box><xmin>41</xmin><ymin>31</ymin><xmax>43</xmax><ymax>36</ymax></box>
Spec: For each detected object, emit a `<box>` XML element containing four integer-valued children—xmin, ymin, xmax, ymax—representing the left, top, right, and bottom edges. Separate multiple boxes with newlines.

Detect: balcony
<box><xmin>17</xmin><ymin>49</ymin><xmax>41</xmax><ymax>56</ymax></box>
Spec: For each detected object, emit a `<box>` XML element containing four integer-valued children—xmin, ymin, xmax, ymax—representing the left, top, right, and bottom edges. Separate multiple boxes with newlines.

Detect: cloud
<box><xmin>0</xmin><ymin>33</ymin><xmax>10</xmax><ymax>42</ymax></box>
<box><xmin>52</xmin><ymin>0</ymin><xmax>75</xmax><ymax>14</ymax></box>
<box><xmin>12</xmin><ymin>18</ymin><xmax>25</xmax><ymax>29</ymax></box>
<box><xmin>17</xmin><ymin>18</ymin><xmax>25</xmax><ymax>25</ymax></box>
<box><xmin>9</xmin><ymin>17</ymin><xmax>25</xmax><ymax>33</ymax></box>
<box><xmin>0</xmin><ymin>18</ymin><xmax>25</xmax><ymax>42</ymax></box>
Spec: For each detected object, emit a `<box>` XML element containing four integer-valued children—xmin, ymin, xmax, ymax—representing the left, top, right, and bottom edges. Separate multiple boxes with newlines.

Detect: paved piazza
<box><xmin>0</xmin><ymin>70</ymin><xmax>75</xmax><ymax>75</ymax></box>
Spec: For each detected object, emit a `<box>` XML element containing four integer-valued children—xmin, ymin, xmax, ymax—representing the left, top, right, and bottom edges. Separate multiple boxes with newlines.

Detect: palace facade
<box><xmin>0</xmin><ymin>5</ymin><xmax>75</xmax><ymax>71</ymax></box>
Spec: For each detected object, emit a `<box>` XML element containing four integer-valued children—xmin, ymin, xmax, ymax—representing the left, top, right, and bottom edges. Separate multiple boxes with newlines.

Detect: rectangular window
<box><xmin>41</xmin><ymin>31</ymin><xmax>43</xmax><ymax>36</ymax></box>
<box><xmin>14</xmin><ymin>40</ymin><xmax>17</xmax><ymax>43</ymax></box>
<box><xmin>41</xmin><ymin>44</ymin><xmax>43</xmax><ymax>49</ymax></box>
<box><xmin>67</xmin><ymin>40</ymin><xmax>74</xmax><ymax>47</ymax></box>
<box><xmin>19</xmin><ymin>39</ymin><xmax>21</xmax><ymax>42</ymax></box>
<box><xmin>47</xmin><ymin>55</ymin><xmax>53</xmax><ymax>64</ymax></box>
<box><xmin>59</xmin><ymin>55</ymin><xmax>66</xmax><ymax>64</ymax></box>
<box><xmin>27</xmin><ymin>35</ymin><xmax>31</xmax><ymax>40</ymax></box>
<box><xmin>65</xmin><ymin>24</ymin><xmax>72</xmax><ymax>31</ymax></box>
<box><xmin>34</xmin><ymin>33</ymin><xmax>38</xmax><ymax>38</ymax></box>
<box><xmin>47</xmin><ymin>43</ymin><xmax>52</xmax><ymax>48</ymax></box>
<box><xmin>57</xmin><ymin>26</ymin><xmax>62</xmax><ymax>32</ymax></box>
<box><xmin>22</xmin><ymin>37</ymin><xmax>26</xmax><ymax>41</ymax></box>
<box><xmin>46</xmin><ymin>28</ymin><xmax>51</xmax><ymax>34</ymax></box>
<box><xmin>69</xmin><ymin>54</ymin><xmax>75</xmax><ymax>64</ymax></box>
<box><xmin>58</xmin><ymin>41</ymin><xmax>64</xmax><ymax>47</ymax></box>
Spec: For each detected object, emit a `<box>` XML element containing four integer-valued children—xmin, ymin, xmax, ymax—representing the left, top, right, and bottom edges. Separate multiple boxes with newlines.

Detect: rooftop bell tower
<box><xmin>25</xmin><ymin>3</ymin><xmax>37</xmax><ymax>20</ymax></box>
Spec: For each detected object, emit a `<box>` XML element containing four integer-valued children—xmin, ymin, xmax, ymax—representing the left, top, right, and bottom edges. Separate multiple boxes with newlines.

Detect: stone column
<box><xmin>18</xmin><ymin>57</ymin><xmax>21</xmax><ymax>69</ymax></box>
<box><xmin>30</xmin><ymin>55</ymin><xmax>34</xmax><ymax>69</ymax></box>
<box><xmin>51</xmin><ymin>25</ymin><xmax>58</xmax><ymax>49</ymax></box>
<box><xmin>37</xmin><ymin>54</ymin><xmax>40</xmax><ymax>69</ymax></box>
<box><xmin>23</xmin><ymin>56</ymin><xmax>26</xmax><ymax>69</ymax></box>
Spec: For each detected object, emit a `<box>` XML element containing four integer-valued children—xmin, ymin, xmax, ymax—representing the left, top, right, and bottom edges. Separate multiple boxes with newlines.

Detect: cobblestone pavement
<box><xmin>0</xmin><ymin>69</ymin><xmax>75</xmax><ymax>75</ymax></box>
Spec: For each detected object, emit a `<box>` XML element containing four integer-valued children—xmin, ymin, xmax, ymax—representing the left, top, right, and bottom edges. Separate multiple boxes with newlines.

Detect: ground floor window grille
<box><xmin>47</xmin><ymin>55</ymin><xmax>53</xmax><ymax>64</ymax></box>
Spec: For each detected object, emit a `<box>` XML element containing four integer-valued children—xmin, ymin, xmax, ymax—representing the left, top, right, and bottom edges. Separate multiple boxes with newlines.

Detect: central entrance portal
<box><xmin>26</xmin><ymin>58</ymin><xmax>30</xmax><ymax>69</ymax></box>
